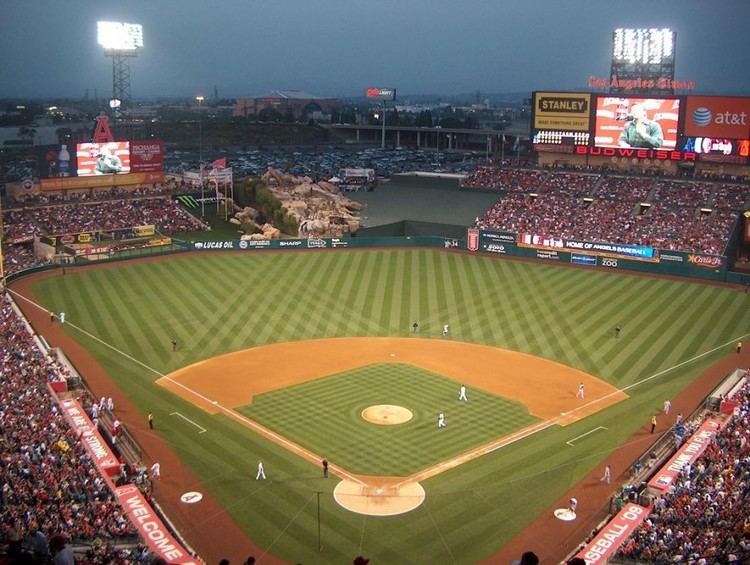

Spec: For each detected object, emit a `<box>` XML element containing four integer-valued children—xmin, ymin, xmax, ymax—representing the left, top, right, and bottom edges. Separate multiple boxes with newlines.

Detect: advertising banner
<box><xmin>133</xmin><ymin>225</ymin><xmax>156</xmax><ymax>237</ymax></box>
<box><xmin>745</xmin><ymin>214</ymin><xmax>750</xmax><ymax>244</ymax></box>
<box><xmin>575</xmin><ymin>504</ymin><xmax>650</xmax><ymax>564</ymax></box>
<box><xmin>594</xmin><ymin>96</ymin><xmax>680</xmax><ymax>149</ymax></box>
<box><xmin>681</xmin><ymin>137</ymin><xmax>750</xmax><ymax>158</ymax></box>
<box><xmin>533</xmin><ymin>92</ymin><xmax>592</xmax><ymax>132</ymax></box>
<box><xmin>684</xmin><ymin>96</ymin><xmax>750</xmax><ymax>139</ymax></box>
<box><xmin>648</xmin><ymin>417</ymin><xmax>726</xmax><ymax>492</ymax></box>
<box><xmin>41</xmin><ymin>172</ymin><xmax>165</xmax><ymax>191</ymax></box>
<box><xmin>571</xmin><ymin>253</ymin><xmax>597</xmax><ymax>266</ymax></box>
<box><xmin>518</xmin><ymin>233</ymin><xmax>657</xmax><ymax>261</ymax></box>
<box><xmin>130</xmin><ymin>140</ymin><xmax>164</xmax><ymax>173</ymax></box>
<box><xmin>365</xmin><ymin>87</ymin><xmax>396</xmax><ymax>101</ymax></box>
<box><xmin>114</xmin><ymin>485</ymin><xmax>199</xmax><ymax>564</ymax></box>
<box><xmin>59</xmin><ymin>398</ymin><xmax>120</xmax><ymax>477</ymax></box>
<box><xmin>76</xmin><ymin>141</ymin><xmax>131</xmax><ymax>176</ymax></box>
<box><xmin>37</xmin><ymin>144</ymin><xmax>78</xmax><ymax>178</ymax></box>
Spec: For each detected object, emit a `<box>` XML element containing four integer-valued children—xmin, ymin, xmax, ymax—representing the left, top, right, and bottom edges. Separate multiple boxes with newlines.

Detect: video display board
<box><xmin>129</xmin><ymin>140</ymin><xmax>164</xmax><ymax>173</ymax></box>
<box><xmin>594</xmin><ymin>96</ymin><xmax>680</xmax><ymax>149</ymax></box>
<box><xmin>533</xmin><ymin>92</ymin><xmax>591</xmax><ymax>132</ymax></box>
<box><xmin>681</xmin><ymin>137</ymin><xmax>750</xmax><ymax>157</ymax></box>
<box><xmin>76</xmin><ymin>142</ymin><xmax>131</xmax><ymax>176</ymax></box>
<box><xmin>37</xmin><ymin>144</ymin><xmax>78</xmax><ymax>178</ymax></box>
<box><xmin>684</xmin><ymin>96</ymin><xmax>750</xmax><ymax>139</ymax></box>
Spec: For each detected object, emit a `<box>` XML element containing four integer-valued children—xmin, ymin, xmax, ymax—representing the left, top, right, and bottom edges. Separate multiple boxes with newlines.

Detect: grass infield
<box><xmin>241</xmin><ymin>363</ymin><xmax>538</xmax><ymax>476</ymax></box>
<box><xmin>29</xmin><ymin>249</ymin><xmax>750</xmax><ymax>563</ymax></box>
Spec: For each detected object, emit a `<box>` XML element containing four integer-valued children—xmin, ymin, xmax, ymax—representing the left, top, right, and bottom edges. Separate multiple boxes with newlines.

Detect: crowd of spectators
<box><xmin>615</xmin><ymin>378</ymin><xmax>750</xmax><ymax>564</ymax></box>
<box><xmin>0</xmin><ymin>296</ymin><xmax>143</xmax><ymax>560</ymax></box>
<box><xmin>470</xmin><ymin>166</ymin><xmax>743</xmax><ymax>255</ymax></box>
<box><xmin>5</xmin><ymin>182</ymin><xmax>193</xmax><ymax>208</ymax></box>
<box><xmin>3</xmin><ymin>197</ymin><xmax>206</xmax><ymax>241</ymax></box>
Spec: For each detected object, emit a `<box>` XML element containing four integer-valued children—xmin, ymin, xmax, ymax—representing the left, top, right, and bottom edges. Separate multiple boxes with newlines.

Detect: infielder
<box><xmin>256</xmin><ymin>461</ymin><xmax>266</xmax><ymax>480</ymax></box>
<box><xmin>576</xmin><ymin>382</ymin><xmax>585</xmax><ymax>399</ymax></box>
<box><xmin>437</xmin><ymin>412</ymin><xmax>446</xmax><ymax>429</ymax></box>
<box><xmin>459</xmin><ymin>385</ymin><xmax>468</xmax><ymax>401</ymax></box>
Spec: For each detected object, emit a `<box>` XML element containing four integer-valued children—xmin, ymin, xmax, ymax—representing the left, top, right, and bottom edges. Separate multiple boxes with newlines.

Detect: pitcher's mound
<box><xmin>334</xmin><ymin>479</ymin><xmax>425</xmax><ymax>516</ymax></box>
<box><xmin>361</xmin><ymin>404</ymin><xmax>413</xmax><ymax>425</ymax></box>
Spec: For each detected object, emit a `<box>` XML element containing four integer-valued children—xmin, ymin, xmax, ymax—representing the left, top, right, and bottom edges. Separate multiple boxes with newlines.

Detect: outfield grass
<box><xmin>242</xmin><ymin>363</ymin><xmax>538</xmax><ymax>476</ymax></box>
<box><xmin>29</xmin><ymin>249</ymin><xmax>750</xmax><ymax>564</ymax></box>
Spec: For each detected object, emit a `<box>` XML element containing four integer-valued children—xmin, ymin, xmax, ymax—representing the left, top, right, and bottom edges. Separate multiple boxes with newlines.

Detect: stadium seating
<box><xmin>0</xmin><ymin>296</ymin><xmax>144</xmax><ymax>554</ymax></box>
<box><xmin>614</xmin><ymin>378</ymin><xmax>750</xmax><ymax>563</ymax></box>
<box><xmin>470</xmin><ymin>167</ymin><xmax>743</xmax><ymax>255</ymax></box>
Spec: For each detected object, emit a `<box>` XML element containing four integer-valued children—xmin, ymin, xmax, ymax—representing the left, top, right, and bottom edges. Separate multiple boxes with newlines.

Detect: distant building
<box><xmin>233</xmin><ymin>90</ymin><xmax>338</xmax><ymax>121</ymax></box>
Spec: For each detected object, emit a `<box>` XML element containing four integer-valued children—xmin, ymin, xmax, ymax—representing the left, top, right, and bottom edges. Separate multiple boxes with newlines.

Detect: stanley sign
<box><xmin>533</xmin><ymin>92</ymin><xmax>592</xmax><ymax>131</ymax></box>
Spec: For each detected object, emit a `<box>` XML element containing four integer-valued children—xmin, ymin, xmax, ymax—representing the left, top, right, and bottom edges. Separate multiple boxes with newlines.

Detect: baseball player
<box><xmin>569</xmin><ymin>497</ymin><xmax>578</xmax><ymax>513</ymax></box>
<box><xmin>442</xmin><ymin>324</ymin><xmax>449</xmax><ymax>336</ymax></box>
<box><xmin>663</xmin><ymin>399</ymin><xmax>671</xmax><ymax>415</ymax></box>
<box><xmin>107</xmin><ymin>397</ymin><xmax>114</xmax><ymax>412</ymax></box>
<box><xmin>59</xmin><ymin>312</ymin><xmax>66</xmax><ymax>324</ymax></box>
<box><xmin>437</xmin><ymin>412</ymin><xmax>446</xmax><ymax>429</ymax></box>
<box><xmin>150</xmin><ymin>462</ymin><xmax>161</xmax><ymax>481</ymax></box>
<box><xmin>601</xmin><ymin>464</ymin><xmax>611</xmax><ymax>484</ymax></box>
<box><xmin>459</xmin><ymin>385</ymin><xmax>468</xmax><ymax>401</ymax></box>
<box><xmin>576</xmin><ymin>382</ymin><xmax>585</xmax><ymax>399</ymax></box>
<box><xmin>256</xmin><ymin>461</ymin><xmax>266</xmax><ymax>480</ymax></box>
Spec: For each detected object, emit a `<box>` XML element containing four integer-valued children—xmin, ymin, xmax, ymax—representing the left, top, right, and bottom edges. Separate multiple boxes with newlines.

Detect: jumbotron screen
<box><xmin>594</xmin><ymin>97</ymin><xmax>680</xmax><ymax>150</ymax></box>
<box><xmin>76</xmin><ymin>142</ymin><xmax>131</xmax><ymax>176</ymax></box>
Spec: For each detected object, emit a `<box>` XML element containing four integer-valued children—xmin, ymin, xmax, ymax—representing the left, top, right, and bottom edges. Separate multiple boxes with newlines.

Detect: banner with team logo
<box><xmin>648</xmin><ymin>417</ymin><xmax>727</xmax><ymax>492</ymax></box>
<box><xmin>59</xmin><ymin>398</ymin><xmax>120</xmax><ymax>477</ymax></box>
<box><xmin>114</xmin><ymin>485</ymin><xmax>199</xmax><ymax>564</ymax></box>
<box><xmin>575</xmin><ymin>504</ymin><xmax>650</xmax><ymax>563</ymax></box>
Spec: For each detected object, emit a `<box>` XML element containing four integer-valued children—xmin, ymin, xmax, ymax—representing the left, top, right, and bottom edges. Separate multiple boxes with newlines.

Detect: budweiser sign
<box><xmin>687</xmin><ymin>254</ymin><xmax>723</xmax><ymax>268</ymax></box>
<box><xmin>467</xmin><ymin>228</ymin><xmax>479</xmax><ymax>252</ymax></box>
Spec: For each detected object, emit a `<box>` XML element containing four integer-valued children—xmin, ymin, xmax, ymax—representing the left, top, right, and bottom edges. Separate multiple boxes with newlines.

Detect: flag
<box><xmin>211</xmin><ymin>158</ymin><xmax>226</xmax><ymax>169</ymax></box>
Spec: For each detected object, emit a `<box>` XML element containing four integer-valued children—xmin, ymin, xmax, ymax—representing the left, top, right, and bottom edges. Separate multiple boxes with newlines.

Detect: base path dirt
<box><xmin>157</xmin><ymin>337</ymin><xmax>627</xmax><ymax>517</ymax></box>
<box><xmin>158</xmin><ymin>337</ymin><xmax>626</xmax><ymax>423</ymax></box>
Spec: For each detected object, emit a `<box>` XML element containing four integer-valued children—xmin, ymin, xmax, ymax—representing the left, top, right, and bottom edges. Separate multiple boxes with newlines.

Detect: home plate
<box><xmin>554</xmin><ymin>508</ymin><xmax>577</xmax><ymax>521</ymax></box>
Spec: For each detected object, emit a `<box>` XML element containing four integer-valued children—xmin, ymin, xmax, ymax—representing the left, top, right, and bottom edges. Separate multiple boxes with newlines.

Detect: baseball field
<box><xmin>21</xmin><ymin>248</ymin><xmax>750</xmax><ymax>563</ymax></box>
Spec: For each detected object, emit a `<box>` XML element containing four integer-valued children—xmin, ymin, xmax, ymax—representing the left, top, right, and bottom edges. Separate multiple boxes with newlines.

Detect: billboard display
<box><xmin>684</xmin><ymin>96</ymin><xmax>750</xmax><ymax>138</ymax></box>
<box><xmin>37</xmin><ymin>144</ymin><xmax>78</xmax><ymax>178</ymax></box>
<box><xmin>681</xmin><ymin>137</ymin><xmax>750</xmax><ymax>157</ymax></box>
<box><xmin>594</xmin><ymin>96</ymin><xmax>680</xmax><ymax>149</ymax></box>
<box><xmin>97</xmin><ymin>21</ymin><xmax>143</xmax><ymax>51</ymax></box>
<box><xmin>365</xmin><ymin>87</ymin><xmax>396</xmax><ymax>101</ymax></box>
<box><xmin>129</xmin><ymin>140</ymin><xmax>164</xmax><ymax>173</ymax></box>
<box><xmin>76</xmin><ymin>142</ymin><xmax>131</xmax><ymax>176</ymax></box>
<box><xmin>532</xmin><ymin>92</ymin><xmax>591</xmax><ymax>132</ymax></box>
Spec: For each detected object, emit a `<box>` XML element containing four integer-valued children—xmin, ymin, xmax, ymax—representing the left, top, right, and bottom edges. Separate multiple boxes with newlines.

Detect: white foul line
<box><xmin>566</xmin><ymin>426</ymin><xmax>608</xmax><ymax>447</ymax></box>
<box><xmin>169</xmin><ymin>411</ymin><xmax>207</xmax><ymax>434</ymax></box>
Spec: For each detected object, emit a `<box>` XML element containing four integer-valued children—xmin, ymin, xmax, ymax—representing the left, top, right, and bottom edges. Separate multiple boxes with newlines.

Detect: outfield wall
<box><xmin>8</xmin><ymin>228</ymin><xmax>750</xmax><ymax>287</ymax></box>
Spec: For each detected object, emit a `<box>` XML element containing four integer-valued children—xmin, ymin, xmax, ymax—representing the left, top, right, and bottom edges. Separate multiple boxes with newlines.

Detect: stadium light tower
<box><xmin>98</xmin><ymin>21</ymin><xmax>143</xmax><ymax>121</ymax></box>
<box><xmin>196</xmin><ymin>95</ymin><xmax>206</xmax><ymax>217</ymax></box>
<box><xmin>610</xmin><ymin>28</ymin><xmax>675</xmax><ymax>95</ymax></box>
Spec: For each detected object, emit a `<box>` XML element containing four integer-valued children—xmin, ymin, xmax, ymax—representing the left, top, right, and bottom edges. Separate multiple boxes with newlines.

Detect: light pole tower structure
<box><xmin>196</xmin><ymin>96</ymin><xmax>205</xmax><ymax>217</ymax></box>
<box><xmin>97</xmin><ymin>21</ymin><xmax>143</xmax><ymax>122</ymax></box>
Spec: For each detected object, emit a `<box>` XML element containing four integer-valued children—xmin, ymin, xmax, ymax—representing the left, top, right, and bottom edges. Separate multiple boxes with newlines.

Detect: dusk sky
<box><xmin>1</xmin><ymin>0</ymin><xmax>749</xmax><ymax>99</ymax></box>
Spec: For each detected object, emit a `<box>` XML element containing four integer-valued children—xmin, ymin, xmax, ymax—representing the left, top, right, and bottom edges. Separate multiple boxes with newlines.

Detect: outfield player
<box><xmin>442</xmin><ymin>324</ymin><xmax>449</xmax><ymax>336</ymax></box>
<box><xmin>576</xmin><ymin>382</ymin><xmax>585</xmax><ymax>399</ymax></box>
<box><xmin>459</xmin><ymin>385</ymin><xmax>468</xmax><ymax>401</ymax></box>
<box><xmin>256</xmin><ymin>460</ymin><xmax>266</xmax><ymax>480</ymax></box>
<box><xmin>437</xmin><ymin>412</ymin><xmax>446</xmax><ymax>429</ymax></box>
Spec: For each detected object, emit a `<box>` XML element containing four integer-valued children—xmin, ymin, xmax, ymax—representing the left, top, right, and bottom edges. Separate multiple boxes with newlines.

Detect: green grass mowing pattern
<box><xmin>240</xmin><ymin>363</ymin><xmax>538</xmax><ymax>476</ymax></box>
<box><xmin>28</xmin><ymin>249</ymin><xmax>750</xmax><ymax>564</ymax></box>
